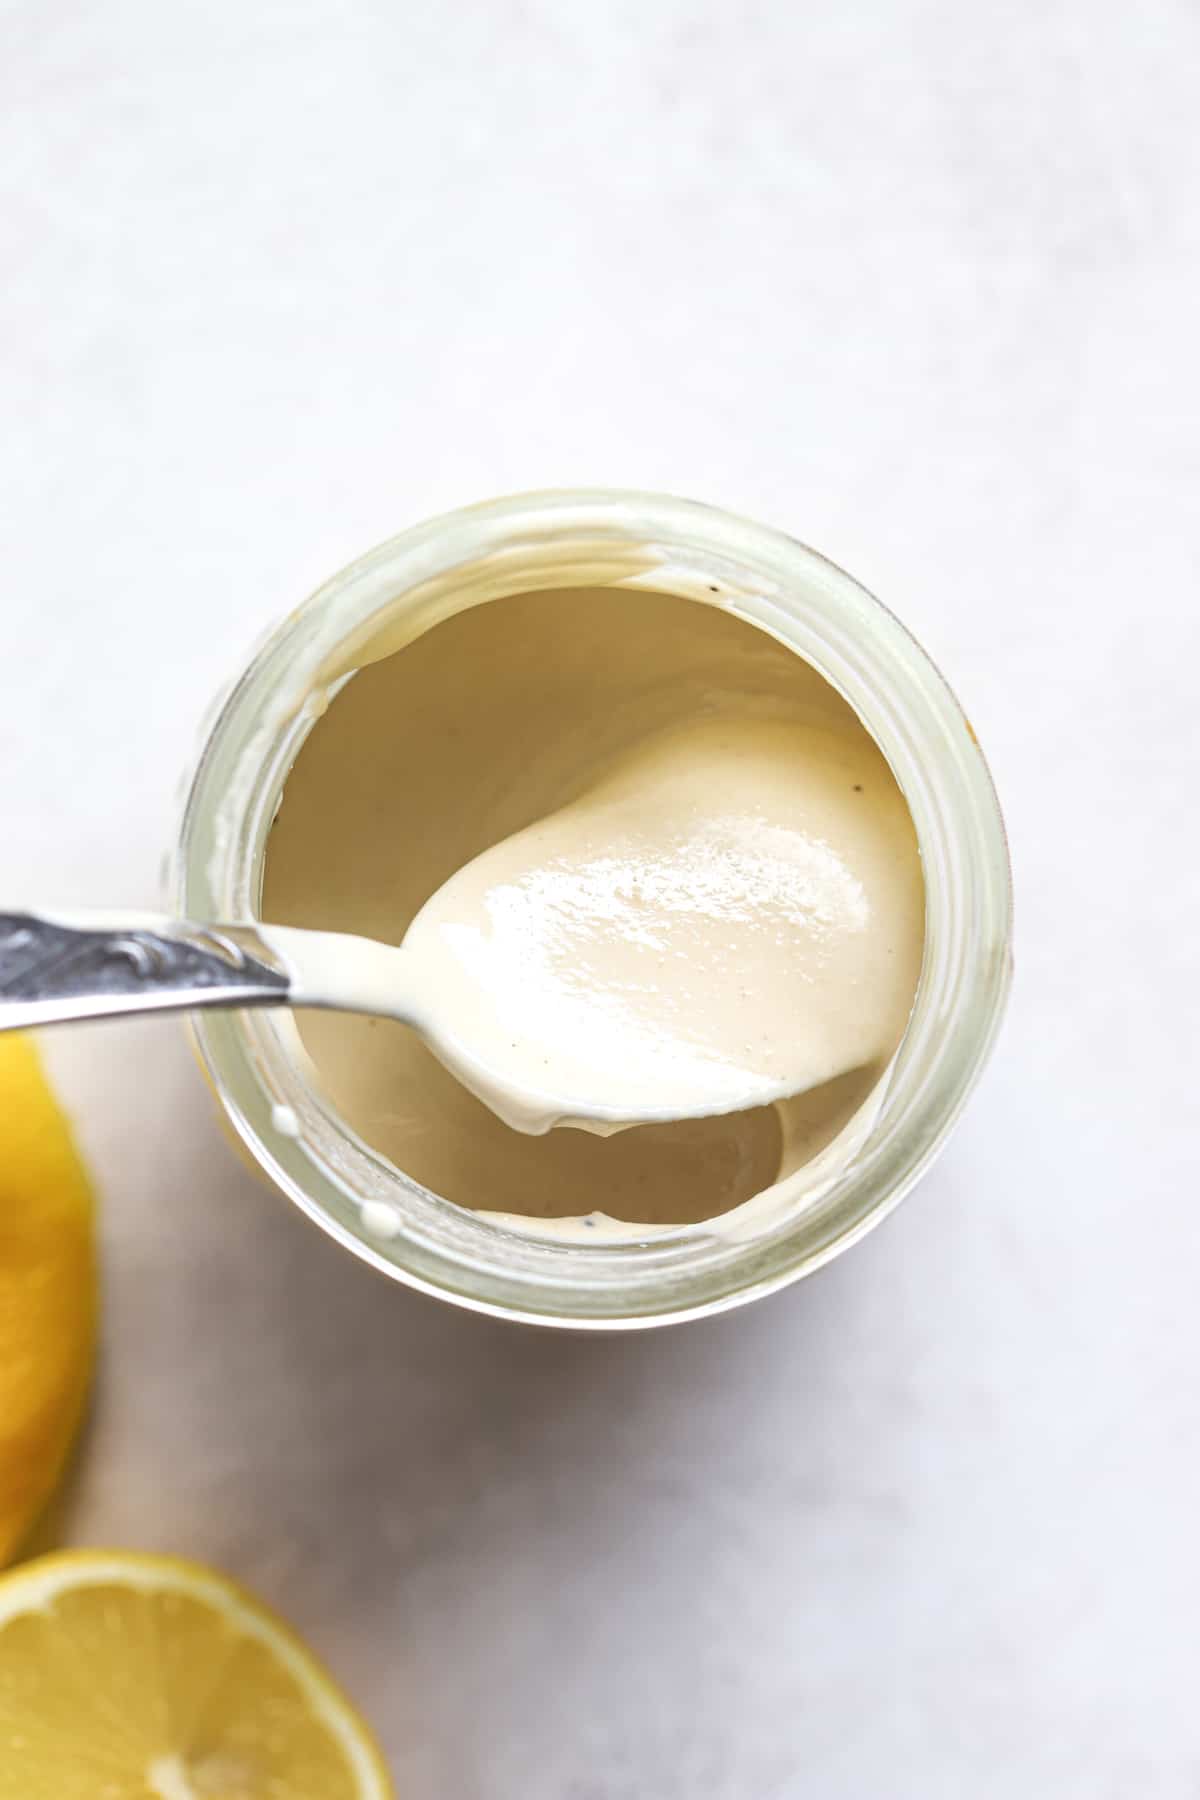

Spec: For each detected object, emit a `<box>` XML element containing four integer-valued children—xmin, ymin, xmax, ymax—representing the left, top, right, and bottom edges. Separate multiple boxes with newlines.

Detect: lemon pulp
<box><xmin>0</xmin><ymin>1550</ymin><xmax>394</xmax><ymax>1798</ymax></box>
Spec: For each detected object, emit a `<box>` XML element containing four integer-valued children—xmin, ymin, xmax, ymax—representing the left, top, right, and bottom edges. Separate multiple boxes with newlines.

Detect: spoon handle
<box><xmin>0</xmin><ymin>911</ymin><xmax>292</xmax><ymax>1031</ymax></box>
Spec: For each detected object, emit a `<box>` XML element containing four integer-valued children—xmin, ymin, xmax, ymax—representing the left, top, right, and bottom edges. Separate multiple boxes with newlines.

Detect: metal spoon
<box><xmin>0</xmin><ymin>909</ymin><xmax>812</xmax><ymax>1135</ymax></box>
<box><xmin>0</xmin><ymin>910</ymin><xmax>301</xmax><ymax>1030</ymax></box>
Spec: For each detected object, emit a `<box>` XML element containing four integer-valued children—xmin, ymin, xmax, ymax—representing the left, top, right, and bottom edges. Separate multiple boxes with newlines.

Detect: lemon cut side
<box><xmin>0</xmin><ymin>1550</ymin><xmax>394</xmax><ymax>1798</ymax></box>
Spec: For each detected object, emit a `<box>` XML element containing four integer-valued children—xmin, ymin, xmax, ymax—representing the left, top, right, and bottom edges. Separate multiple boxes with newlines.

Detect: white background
<box><xmin>4</xmin><ymin>3</ymin><xmax>1199</xmax><ymax>1794</ymax></box>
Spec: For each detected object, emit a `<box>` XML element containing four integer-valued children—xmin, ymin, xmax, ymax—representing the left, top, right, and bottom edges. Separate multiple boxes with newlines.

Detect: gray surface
<box><xmin>4</xmin><ymin>2</ymin><xmax>1199</xmax><ymax>1794</ymax></box>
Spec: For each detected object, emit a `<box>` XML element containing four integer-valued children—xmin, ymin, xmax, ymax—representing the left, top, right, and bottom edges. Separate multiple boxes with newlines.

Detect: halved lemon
<box><xmin>0</xmin><ymin>1033</ymin><xmax>96</xmax><ymax>1564</ymax></box>
<box><xmin>0</xmin><ymin>1550</ymin><xmax>394</xmax><ymax>1797</ymax></box>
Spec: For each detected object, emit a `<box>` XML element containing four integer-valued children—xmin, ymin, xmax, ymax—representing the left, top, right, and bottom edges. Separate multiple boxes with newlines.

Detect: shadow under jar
<box><xmin>175</xmin><ymin>490</ymin><xmax>1012</xmax><ymax>1329</ymax></box>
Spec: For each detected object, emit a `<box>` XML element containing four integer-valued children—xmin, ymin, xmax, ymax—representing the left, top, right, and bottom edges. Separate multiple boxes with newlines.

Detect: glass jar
<box><xmin>174</xmin><ymin>490</ymin><xmax>1012</xmax><ymax>1329</ymax></box>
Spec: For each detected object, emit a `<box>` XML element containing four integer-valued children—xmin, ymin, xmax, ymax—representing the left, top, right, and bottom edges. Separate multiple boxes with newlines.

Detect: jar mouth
<box><xmin>177</xmin><ymin>489</ymin><xmax>1012</xmax><ymax>1328</ymax></box>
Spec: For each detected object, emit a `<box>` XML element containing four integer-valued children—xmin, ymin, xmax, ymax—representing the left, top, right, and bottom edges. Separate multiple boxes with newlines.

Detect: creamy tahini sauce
<box><xmin>263</xmin><ymin>586</ymin><xmax>925</xmax><ymax>1235</ymax></box>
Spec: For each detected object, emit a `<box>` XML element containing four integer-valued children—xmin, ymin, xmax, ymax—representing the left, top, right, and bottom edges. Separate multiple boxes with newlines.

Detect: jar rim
<box><xmin>176</xmin><ymin>488</ymin><xmax>1012</xmax><ymax>1328</ymax></box>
